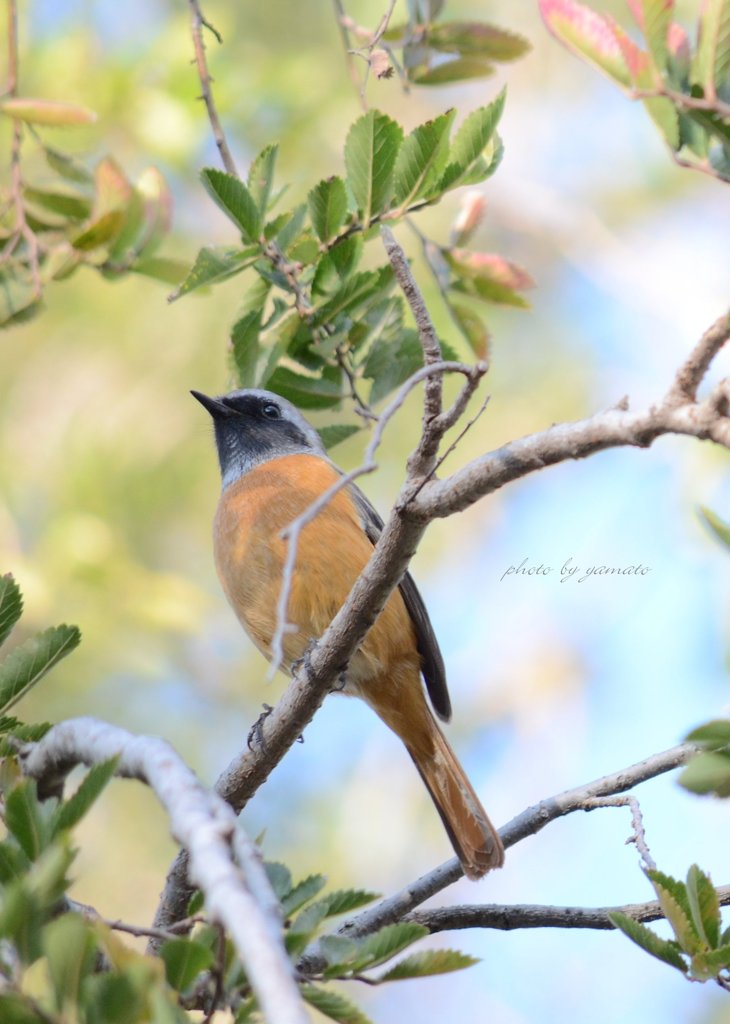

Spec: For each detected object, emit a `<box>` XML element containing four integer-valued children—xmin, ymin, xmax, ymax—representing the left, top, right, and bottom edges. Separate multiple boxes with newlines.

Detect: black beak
<box><xmin>190</xmin><ymin>390</ymin><xmax>233</xmax><ymax>419</ymax></box>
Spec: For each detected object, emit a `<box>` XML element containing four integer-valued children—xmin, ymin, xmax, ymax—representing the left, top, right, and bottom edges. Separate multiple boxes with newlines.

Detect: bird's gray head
<box><xmin>191</xmin><ymin>388</ymin><xmax>327</xmax><ymax>489</ymax></box>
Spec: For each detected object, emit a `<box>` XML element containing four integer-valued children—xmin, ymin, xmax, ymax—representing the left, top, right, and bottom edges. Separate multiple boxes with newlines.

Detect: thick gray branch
<box><xmin>20</xmin><ymin>718</ymin><xmax>307</xmax><ymax>1024</ymax></box>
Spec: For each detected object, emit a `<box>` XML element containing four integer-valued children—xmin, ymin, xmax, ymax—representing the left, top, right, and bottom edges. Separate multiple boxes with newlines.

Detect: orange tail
<box><xmin>407</xmin><ymin>715</ymin><xmax>504</xmax><ymax>880</ymax></box>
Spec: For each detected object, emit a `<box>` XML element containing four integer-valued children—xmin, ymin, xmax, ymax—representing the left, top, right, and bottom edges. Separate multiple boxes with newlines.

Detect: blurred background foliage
<box><xmin>1</xmin><ymin>1</ymin><xmax>729</xmax><ymax>1022</ymax></box>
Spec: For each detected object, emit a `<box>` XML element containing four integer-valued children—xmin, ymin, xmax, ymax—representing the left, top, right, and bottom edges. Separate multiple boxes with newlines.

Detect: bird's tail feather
<box><xmin>407</xmin><ymin>719</ymin><xmax>504</xmax><ymax>880</ymax></box>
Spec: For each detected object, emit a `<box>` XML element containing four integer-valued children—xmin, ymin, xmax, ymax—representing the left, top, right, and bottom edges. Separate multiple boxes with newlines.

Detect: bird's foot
<box><xmin>247</xmin><ymin>703</ymin><xmax>273</xmax><ymax>752</ymax></box>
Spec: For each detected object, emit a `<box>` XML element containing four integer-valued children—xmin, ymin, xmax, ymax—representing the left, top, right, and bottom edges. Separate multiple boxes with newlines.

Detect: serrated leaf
<box><xmin>679</xmin><ymin>750</ymin><xmax>730</xmax><ymax>796</ymax></box>
<box><xmin>313</xmin><ymin>266</ymin><xmax>395</xmax><ymax>327</ymax></box>
<box><xmin>53</xmin><ymin>758</ymin><xmax>118</xmax><ymax>835</ymax></box>
<box><xmin>351</xmin><ymin>923</ymin><xmax>429</xmax><ymax>971</ymax></box>
<box><xmin>264</xmin><ymin>861</ymin><xmax>292</xmax><ymax>900</ymax></box>
<box><xmin>0</xmin><ymin>575</ymin><xmax>23</xmax><ymax>649</ymax></box>
<box><xmin>319</xmin><ymin>934</ymin><xmax>362</xmax><ymax>970</ymax></box>
<box><xmin>321</xmin><ymin>888</ymin><xmax>380</xmax><ymax>918</ymax></box>
<box><xmin>686</xmin><ymin>864</ymin><xmax>720</xmax><ymax>948</ymax></box>
<box><xmin>0</xmin><ymin>624</ymin><xmax>80</xmax><ymax>714</ymax></box>
<box><xmin>646</xmin><ymin>870</ymin><xmax>701</xmax><ymax>954</ymax></box>
<box><xmin>700</xmin><ymin>506</ymin><xmax>730</xmax><ymax>550</ymax></box>
<box><xmin>274</xmin><ymin>203</ymin><xmax>308</xmax><ymax>253</ymax></box>
<box><xmin>364</xmin><ymin>329</ymin><xmax>423</xmax><ymax>406</ymax></box>
<box><xmin>318</xmin><ymin>424</ymin><xmax>361</xmax><ymax>450</ymax></box>
<box><xmin>4</xmin><ymin>781</ymin><xmax>49</xmax><ymax>860</ymax></box>
<box><xmin>266</xmin><ymin>367</ymin><xmax>342</xmax><ymax>409</ymax></box>
<box><xmin>345</xmin><ymin>111</ymin><xmax>403</xmax><ymax>228</ymax></box>
<box><xmin>393</xmin><ymin>110</ymin><xmax>456</xmax><ymax>208</ymax></box>
<box><xmin>248</xmin><ymin>144</ymin><xmax>278</xmax><ymax>214</ymax></box>
<box><xmin>695</xmin><ymin>0</ymin><xmax>730</xmax><ymax>95</ymax></box>
<box><xmin>695</xmin><ymin>942</ymin><xmax>730</xmax><ymax>975</ymax></box>
<box><xmin>281</xmin><ymin>874</ymin><xmax>327</xmax><ymax>917</ymax></box>
<box><xmin>0</xmin><ymin>97</ymin><xmax>97</xmax><ymax>126</ymax></box>
<box><xmin>378</xmin><ymin>948</ymin><xmax>479</xmax><ymax>981</ymax></box>
<box><xmin>231</xmin><ymin>310</ymin><xmax>262</xmax><ymax>388</ymax></box>
<box><xmin>413</xmin><ymin>58</ymin><xmax>497</xmax><ymax>85</ymax></box>
<box><xmin>638</xmin><ymin>0</ymin><xmax>673</xmax><ymax>73</ymax></box>
<box><xmin>43</xmin><ymin>913</ymin><xmax>97</xmax><ymax>1010</ymax></box>
<box><xmin>0</xmin><ymin>840</ymin><xmax>29</xmax><ymax>883</ymax></box>
<box><xmin>168</xmin><ymin>246</ymin><xmax>256</xmax><ymax>301</ymax></box>
<box><xmin>329</xmin><ymin>235</ymin><xmax>364</xmax><ymax>280</ymax></box>
<box><xmin>539</xmin><ymin>0</ymin><xmax>631</xmax><ymax>86</ymax></box>
<box><xmin>440</xmin><ymin>91</ymin><xmax>506</xmax><ymax>191</ymax></box>
<box><xmin>608</xmin><ymin>911</ymin><xmax>687</xmax><ymax>972</ymax></box>
<box><xmin>201</xmin><ymin>168</ymin><xmax>262</xmax><ymax>243</ymax></box>
<box><xmin>308</xmin><ymin>177</ymin><xmax>348</xmax><ymax>243</ymax></box>
<box><xmin>300</xmin><ymin>984</ymin><xmax>373</xmax><ymax>1024</ymax></box>
<box><xmin>160</xmin><ymin>937</ymin><xmax>215</xmax><ymax>991</ymax></box>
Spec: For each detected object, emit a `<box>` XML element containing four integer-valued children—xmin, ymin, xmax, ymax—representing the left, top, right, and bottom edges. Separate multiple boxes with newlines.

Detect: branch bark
<box><xmin>20</xmin><ymin>718</ymin><xmax>307</xmax><ymax>1024</ymax></box>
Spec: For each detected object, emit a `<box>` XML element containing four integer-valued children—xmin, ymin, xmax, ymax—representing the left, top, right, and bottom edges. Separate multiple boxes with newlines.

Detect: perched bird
<box><xmin>192</xmin><ymin>387</ymin><xmax>504</xmax><ymax>878</ymax></box>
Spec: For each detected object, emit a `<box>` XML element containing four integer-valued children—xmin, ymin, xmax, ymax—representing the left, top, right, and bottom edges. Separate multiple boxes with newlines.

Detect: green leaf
<box><xmin>378</xmin><ymin>948</ymin><xmax>479</xmax><ymax>981</ymax></box>
<box><xmin>695</xmin><ymin>942</ymin><xmax>730</xmax><ymax>976</ymax></box>
<box><xmin>440</xmin><ymin>91</ymin><xmax>506</xmax><ymax>191</ymax></box>
<box><xmin>300</xmin><ymin>984</ymin><xmax>373</xmax><ymax>1024</ymax></box>
<box><xmin>160</xmin><ymin>937</ymin><xmax>215</xmax><ymax>991</ymax></box>
<box><xmin>539</xmin><ymin>0</ymin><xmax>631</xmax><ymax>86</ymax></box>
<box><xmin>0</xmin><ymin>840</ymin><xmax>30</xmax><ymax>883</ymax></box>
<box><xmin>318</xmin><ymin>424</ymin><xmax>361</xmax><ymax>450</ymax></box>
<box><xmin>686</xmin><ymin>864</ymin><xmax>720</xmax><ymax>948</ymax></box>
<box><xmin>700</xmin><ymin>506</ymin><xmax>730</xmax><ymax>550</ymax></box>
<box><xmin>130</xmin><ymin>257</ymin><xmax>188</xmax><ymax>285</ymax></box>
<box><xmin>43</xmin><ymin>913</ymin><xmax>97</xmax><ymax>1011</ymax></box>
<box><xmin>71</xmin><ymin>211</ymin><xmax>125</xmax><ymax>251</ymax></box>
<box><xmin>344</xmin><ymin>111</ymin><xmax>403</xmax><ymax>228</ymax></box>
<box><xmin>23</xmin><ymin>186</ymin><xmax>91</xmax><ymax>222</ymax></box>
<box><xmin>231</xmin><ymin>310</ymin><xmax>263</xmax><ymax>388</ymax></box>
<box><xmin>281</xmin><ymin>874</ymin><xmax>327</xmax><ymax>917</ymax></box>
<box><xmin>200</xmin><ymin>168</ymin><xmax>262</xmax><ymax>243</ymax></box>
<box><xmin>274</xmin><ymin>203</ymin><xmax>308</xmax><ymax>253</ymax></box>
<box><xmin>608</xmin><ymin>911</ymin><xmax>687</xmax><ymax>972</ymax></box>
<box><xmin>393</xmin><ymin>110</ymin><xmax>456</xmax><ymax>207</ymax></box>
<box><xmin>319</xmin><ymin>934</ymin><xmax>362</xmax><ymax>971</ymax></box>
<box><xmin>646</xmin><ymin>869</ymin><xmax>701</xmax><ymax>954</ymax></box>
<box><xmin>0</xmin><ymin>575</ymin><xmax>23</xmax><ymax>649</ymax></box>
<box><xmin>427</xmin><ymin>22</ymin><xmax>530</xmax><ymax>61</ymax></box>
<box><xmin>695</xmin><ymin>0</ymin><xmax>730</xmax><ymax>95</ymax></box>
<box><xmin>450</xmin><ymin>301</ymin><xmax>490</xmax><ymax>358</ymax></box>
<box><xmin>4</xmin><ymin>781</ymin><xmax>49</xmax><ymax>860</ymax></box>
<box><xmin>308</xmin><ymin>177</ymin><xmax>348</xmax><ymax>243</ymax></box>
<box><xmin>313</xmin><ymin>266</ymin><xmax>395</xmax><ymax>327</ymax></box>
<box><xmin>640</xmin><ymin>0</ymin><xmax>673</xmax><ymax>74</ymax></box>
<box><xmin>43</xmin><ymin>146</ymin><xmax>93</xmax><ymax>184</ymax></box>
<box><xmin>0</xmin><ymin>992</ymin><xmax>49</xmax><ymax>1023</ymax></box>
<box><xmin>364</xmin><ymin>329</ymin><xmax>423</xmax><ymax>405</ymax></box>
<box><xmin>686</xmin><ymin>719</ymin><xmax>730</xmax><ymax>746</ymax></box>
<box><xmin>352</xmin><ymin>923</ymin><xmax>429</xmax><ymax>971</ymax></box>
<box><xmin>53</xmin><ymin>758</ymin><xmax>118</xmax><ymax>835</ymax></box>
<box><xmin>329</xmin><ymin>235</ymin><xmax>364</xmax><ymax>279</ymax></box>
<box><xmin>413</xmin><ymin>58</ymin><xmax>497</xmax><ymax>85</ymax></box>
<box><xmin>266</xmin><ymin>367</ymin><xmax>342</xmax><ymax>409</ymax></box>
<box><xmin>264</xmin><ymin>861</ymin><xmax>292</xmax><ymax>900</ymax></box>
<box><xmin>168</xmin><ymin>246</ymin><xmax>256</xmax><ymax>300</ymax></box>
<box><xmin>320</xmin><ymin>888</ymin><xmax>380</xmax><ymax>918</ymax></box>
<box><xmin>0</xmin><ymin>624</ymin><xmax>80</xmax><ymax>714</ymax></box>
<box><xmin>248</xmin><ymin>144</ymin><xmax>279</xmax><ymax>214</ymax></box>
<box><xmin>679</xmin><ymin>750</ymin><xmax>730</xmax><ymax>797</ymax></box>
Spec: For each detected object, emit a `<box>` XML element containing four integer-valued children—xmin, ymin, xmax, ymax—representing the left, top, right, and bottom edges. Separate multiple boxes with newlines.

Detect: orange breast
<box><xmin>213</xmin><ymin>455</ymin><xmax>420</xmax><ymax>700</ymax></box>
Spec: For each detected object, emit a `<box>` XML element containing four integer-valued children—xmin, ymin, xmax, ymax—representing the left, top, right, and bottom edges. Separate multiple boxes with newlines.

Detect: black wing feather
<box><xmin>349</xmin><ymin>482</ymin><xmax>451</xmax><ymax>722</ymax></box>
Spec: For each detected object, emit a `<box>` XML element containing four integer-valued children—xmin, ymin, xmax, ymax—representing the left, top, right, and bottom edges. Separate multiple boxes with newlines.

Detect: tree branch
<box><xmin>408</xmin><ymin>886</ymin><xmax>730</xmax><ymax>933</ymax></box>
<box><xmin>20</xmin><ymin>718</ymin><xmax>307</xmax><ymax>1024</ymax></box>
<box><xmin>188</xmin><ymin>0</ymin><xmax>237</xmax><ymax>176</ymax></box>
<box><xmin>297</xmin><ymin>741</ymin><xmax>697</xmax><ymax>967</ymax></box>
<box><xmin>411</xmin><ymin>310</ymin><xmax>730</xmax><ymax>519</ymax></box>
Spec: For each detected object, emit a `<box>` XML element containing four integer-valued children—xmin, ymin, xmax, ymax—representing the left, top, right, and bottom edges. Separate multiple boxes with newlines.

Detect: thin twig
<box><xmin>331</xmin><ymin>0</ymin><xmax>366</xmax><ymax>107</ymax></box>
<box><xmin>188</xmin><ymin>0</ymin><xmax>237</xmax><ymax>176</ymax></box>
<box><xmin>630</xmin><ymin>85</ymin><xmax>730</xmax><ymax>121</ymax></box>
<box><xmin>268</xmin><ymin>359</ymin><xmax>480</xmax><ymax>676</ymax></box>
<box><xmin>580</xmin><ymin>795</ymin><xmax>656</xmax><ymax>871</ymax></box>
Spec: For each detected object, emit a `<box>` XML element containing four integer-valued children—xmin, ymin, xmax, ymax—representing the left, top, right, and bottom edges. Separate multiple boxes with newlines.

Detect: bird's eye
<box><xmin>261</xmin><ymin>403</ymin><xmax>281</xmax><ymax>420</ymax></box>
